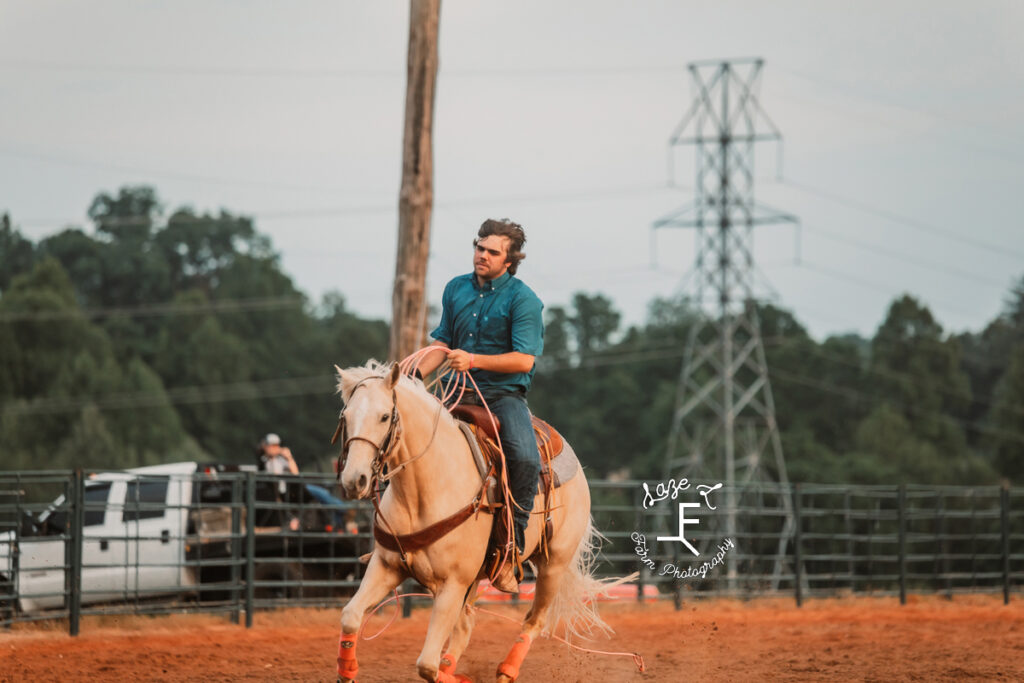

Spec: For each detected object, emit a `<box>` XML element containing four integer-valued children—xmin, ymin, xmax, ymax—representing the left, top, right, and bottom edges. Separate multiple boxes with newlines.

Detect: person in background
<box><xmin>258</xmin><ymin>433</ymin><xmax>301</xmax><ymax>530</ymax></box>
<box><xmin>259</xmin><ymin>433</ymin><xmax>299</xmax><ymax>478</ymax></box>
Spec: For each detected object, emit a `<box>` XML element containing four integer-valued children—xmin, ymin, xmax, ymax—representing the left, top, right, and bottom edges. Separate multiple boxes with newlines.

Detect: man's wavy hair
<box><xmin>476</xmin><ymin>219</ymin><xmax>527</xmax><ymax>275</ymax></box>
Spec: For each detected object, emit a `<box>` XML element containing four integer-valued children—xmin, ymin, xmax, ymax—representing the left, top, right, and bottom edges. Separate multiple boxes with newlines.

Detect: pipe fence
<box><xmin>1</xmin><ymin>470</ymin><xmax>1020</xmax><ymax>635</ymax></box>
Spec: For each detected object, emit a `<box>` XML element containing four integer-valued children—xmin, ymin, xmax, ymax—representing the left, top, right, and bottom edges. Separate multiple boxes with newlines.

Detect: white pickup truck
<box><xmin>0</xmin><ymin>462</ymin><xmax>359</xmax><ymax>614</ymax></box>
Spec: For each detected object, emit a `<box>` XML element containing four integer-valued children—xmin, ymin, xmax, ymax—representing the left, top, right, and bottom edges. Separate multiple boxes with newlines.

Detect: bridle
<box><xmin>332</xmin><ymin>377</ymin><xmax>402</xmax><ymax>483</ymax></box>
<box><xmin>331</xmin><ymin>369</ymin><xmax>481</xmax><ymax>567</ymax></box>
<box><xmin>332</xmin><ymin>375</ymin><xmax>444</xmax><ymax>485</ymax></box>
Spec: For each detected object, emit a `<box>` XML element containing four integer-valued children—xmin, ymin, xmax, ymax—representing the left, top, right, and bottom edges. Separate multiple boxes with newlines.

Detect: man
<box><xmin>259</xmin><ymin>433</ymin><xmax>300</xmax><ymax>479</ymax></box>
<box><xmin>257</xmin><ymin>433</ymin><xmax>304</xmax><ymax>530</ymax></box>
<box><xmin>417</xmin><ymin>218</ymin><xmax>543</xmax><ymax>593</ymax></box>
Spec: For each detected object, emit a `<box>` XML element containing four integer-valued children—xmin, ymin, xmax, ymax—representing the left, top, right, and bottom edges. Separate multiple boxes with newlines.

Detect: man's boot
<box><xmin>491</xmin><ymin>559</ymin><xmax>520</xmax><ymax>594</ymax></box>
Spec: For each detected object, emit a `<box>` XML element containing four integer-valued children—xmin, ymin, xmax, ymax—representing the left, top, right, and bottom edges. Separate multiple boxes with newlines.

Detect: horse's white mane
<box><xmin>335</xmin><ymin>359</ymin><xmax>445</xmax><ymax>413</ymax></box>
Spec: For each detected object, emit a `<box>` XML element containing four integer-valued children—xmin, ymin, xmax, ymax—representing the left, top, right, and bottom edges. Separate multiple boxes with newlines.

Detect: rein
<box><xmin>332</xmin><ymin>377</ymin><xmax>445</xmax><ymax>483</ymax></box>
<box><xmin>333</xmin><ymin>353</ymin><xmax>513</xmax><ymax>572</ymax></box>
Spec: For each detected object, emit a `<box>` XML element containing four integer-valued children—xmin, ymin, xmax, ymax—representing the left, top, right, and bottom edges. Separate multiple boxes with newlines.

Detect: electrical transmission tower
<box><xmin>654</xmin><ymin>58</ymin><xmax>797</xmax><ymax>591</ymax></box>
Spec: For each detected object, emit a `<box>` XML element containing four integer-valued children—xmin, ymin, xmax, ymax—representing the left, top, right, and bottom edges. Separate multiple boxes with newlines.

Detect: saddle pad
<box><xmin>456</xmin><ymin>420</ymin><xmax>579</xmax><ymax>490</ymax></box>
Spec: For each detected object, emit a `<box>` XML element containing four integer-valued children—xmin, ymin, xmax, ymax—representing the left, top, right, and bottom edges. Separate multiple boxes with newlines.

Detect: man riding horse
<box><xmin>416</xmin><ymin>218</ymin><xmax>543</xmax><ymax>594</ymax></box>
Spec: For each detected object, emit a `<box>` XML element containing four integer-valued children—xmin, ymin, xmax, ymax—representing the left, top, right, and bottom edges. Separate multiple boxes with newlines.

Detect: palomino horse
<box><xmin>334</xmin><ymin>361</ymin><xmax>609</xmax><ymax>683</ymax></box>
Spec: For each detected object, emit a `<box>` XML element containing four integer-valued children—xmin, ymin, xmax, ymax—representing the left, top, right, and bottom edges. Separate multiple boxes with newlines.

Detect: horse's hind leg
<box><xmin>495</xmin><ymin>559</ymin><xmax>567</xmax><ymax>683</ymax></box>
<box><xmin>417</xmin><ymin>581</ymin><xmax>474</xmax><ymax>682</ymax></box>
<box><xmin>337</xmin><ymin>553</ymin><xmax>404</xmax><ymax>683</ymax></box>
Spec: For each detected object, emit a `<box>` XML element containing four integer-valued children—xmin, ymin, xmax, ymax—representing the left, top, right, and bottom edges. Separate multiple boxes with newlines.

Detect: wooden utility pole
<box><xmin>389</xmin><ymin>0</ymin><xmax>441</xmax><ymax>361</ymax></box>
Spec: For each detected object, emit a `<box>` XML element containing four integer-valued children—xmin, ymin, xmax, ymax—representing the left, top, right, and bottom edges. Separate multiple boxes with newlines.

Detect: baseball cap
<box><xmin>263</xmin><ymin>433</ymin><xmax>281</xmax><ymax>446</ymax></box>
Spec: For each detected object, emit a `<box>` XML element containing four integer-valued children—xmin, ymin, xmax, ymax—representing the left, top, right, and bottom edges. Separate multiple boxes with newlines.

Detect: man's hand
<box><xmin>280</xmin><ymin>447</ymin><xmax>299</xmax><ymax>474</ymax></box>
<box><xmin>414</xmin><ymin>343</ymin><xmax>450</xmax><ymax>377</ymax></box>
<box><xmin>446</xmin><ymin>349</ymin><xmax>535</xmax><ymax>374</ymax></box>
<box><xmin>447</xmin><ymin>348</ymin><xmax>474</xmax><ymax>372</ymax></box>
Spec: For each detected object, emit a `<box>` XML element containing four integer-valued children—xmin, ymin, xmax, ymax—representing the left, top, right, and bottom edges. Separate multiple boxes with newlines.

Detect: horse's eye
<box><xmin>380</xmin><ymin>414</ymin><xmax>389</xmax><ymax>422</ymax></box>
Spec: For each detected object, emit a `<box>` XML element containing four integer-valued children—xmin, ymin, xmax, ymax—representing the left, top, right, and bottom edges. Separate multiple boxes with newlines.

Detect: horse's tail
<box><xmin>545</xmin><ymin>517</ymin><xmax>637</xmax><ymax>642</ymax></box>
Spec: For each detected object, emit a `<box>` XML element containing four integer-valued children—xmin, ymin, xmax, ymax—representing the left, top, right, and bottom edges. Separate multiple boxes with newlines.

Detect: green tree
<box><xmin>568</xmin><ymin>292</ymin><xmax>620</xmax><ymax>355</ymax></box>
<box><xmin>856</xmin><ymin>295</ymin><xmax>987</xmax><ymax>483</ymax></box>
<box><xmin>0</xmin><ymin>213</ymin><xmax>35</xmax><ymax>293</ymax></box>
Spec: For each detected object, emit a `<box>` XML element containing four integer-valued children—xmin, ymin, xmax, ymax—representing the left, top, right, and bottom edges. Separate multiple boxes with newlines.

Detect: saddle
<box><xmin>370</xmin><ymin>404</ymin><xmax>580</xmax><ymax>584</ymax></box>
<box><xmin>450</xmin><ymin>404</ymin><xmax>580</xmax><ymax>582</ymax></box>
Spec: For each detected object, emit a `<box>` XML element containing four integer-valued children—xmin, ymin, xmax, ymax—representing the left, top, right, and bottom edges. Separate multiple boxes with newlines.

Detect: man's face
<box><xmin>473</xmin><ymin>234</ymin><xmax>511</xmax><ymax>282</ymax></box>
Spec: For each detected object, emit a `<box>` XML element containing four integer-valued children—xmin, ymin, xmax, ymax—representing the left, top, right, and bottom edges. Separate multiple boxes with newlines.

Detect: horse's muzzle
<box><xmin>342</xmin><ymin>473</ymin><xmax>370</xmax><ymax>500</ymax></box>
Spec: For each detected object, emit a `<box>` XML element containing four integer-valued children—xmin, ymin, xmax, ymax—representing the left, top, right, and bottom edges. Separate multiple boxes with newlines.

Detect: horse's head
<box><xmin>334</xmin><ymin>363</ymin><xmax>402</xmax><ymax>500</ymax></box>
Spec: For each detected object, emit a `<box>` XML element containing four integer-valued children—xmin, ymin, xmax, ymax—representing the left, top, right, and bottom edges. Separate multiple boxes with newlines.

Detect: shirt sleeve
<box><xmin>509</xmin><ymin>289</ymin><xmax>544</xmax><ymax>356</ymax></box>
<box><xmin>429</xmin><ymin>279</ymin><xmax>455</xmax><ymax>345</ymax></box>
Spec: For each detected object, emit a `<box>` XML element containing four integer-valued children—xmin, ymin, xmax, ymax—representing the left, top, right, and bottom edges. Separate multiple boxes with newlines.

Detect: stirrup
<box><xmin>491</xmin><ymin>561</ymin><xmax>520</xmax><ymax>594</ymax></box>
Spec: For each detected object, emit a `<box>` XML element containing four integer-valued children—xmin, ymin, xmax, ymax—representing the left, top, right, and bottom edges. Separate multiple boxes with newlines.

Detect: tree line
<box><xmin>2</xmin><ymin>186</ymin><xmax>1023</xmax><ymax>485</ymax></box>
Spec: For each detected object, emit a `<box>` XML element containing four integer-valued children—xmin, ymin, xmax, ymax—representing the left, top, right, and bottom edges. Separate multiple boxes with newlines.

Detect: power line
<box><xmin>801</xmin><ymin>222</ymin><xmax>1009</xmax><ymax>289</ymax></box>
<box><xmin>12</xmin><ymin>182</ymin><xmax>670</xmax><ymax>230</ymax></box>
<box><xmin>763</xmin><ymin>335</ymin><xmax>1024</xmax><ymax>420</ymax></box>
<box><xmin>1</xmin><ymin>375</ymin><xmax>334</xmax><ymax>417</ymax></box>
<box><xmin>769</xmin><ymin>366</ymin><xmax>1024</xmax><ymax>447</ymax></box>
<box><xmin>6</xmin><ymin>333</ymin><xmax>1024</xmax><ymax>448</ymax></box>
<box><xmin>780</xmin><ymin>177</ymin><xmax>1024</xmax><ymax>261</ymax></box>
<box><xmin>0</xmin><ymin>296</ymin><xmax>305</xmax><ymax>322</ymax></box>
<box><xmin>0</xmin><ymin>146</ymin><xmax>352</xmax><ymax>194</ymax></box>
<box><xmin>792</xmin><ymin>259</ymin><xmax>982</xmax><ymax>319</ymax></box>
<box><xmin>772</xmin><ymin>65</ymin><xmax>1024</xmax><ymax>166</ymax></box>
<box><xmin>541</xmin><ymin>339</ymin><xmax>1024</xmax><ymax>446</ymax></box>
<box><xmin>0</xmin><ymin>59</ymin><xmax>688</xmax><ymax>79</ymax></box>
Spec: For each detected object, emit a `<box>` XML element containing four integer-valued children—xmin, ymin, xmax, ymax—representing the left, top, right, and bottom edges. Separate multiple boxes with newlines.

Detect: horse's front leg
<box><xmin>338</xmin><ymin>552</ymin><xmax>404</xmax><ymax>683</ymax></box>
<box><xmin>416</xmin><ymin>580</ymin><xmax>473</xmax><ymax>682</ymax></box>
<box><xmin>438</xmin><ymin>581</ymin><xmax>478</xmax><ymax>680</ymax></box>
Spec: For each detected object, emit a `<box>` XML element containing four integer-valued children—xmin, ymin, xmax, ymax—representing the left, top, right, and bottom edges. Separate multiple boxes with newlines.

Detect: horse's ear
<box><xmin>334</xmin><ymin>364</ymin><xmax>350</xmax><ymax>397</ymax></box>
<box><xmin>387</xmin><ymin>362</ymin><xmax>401</xmax><ymax>389</ymax></box>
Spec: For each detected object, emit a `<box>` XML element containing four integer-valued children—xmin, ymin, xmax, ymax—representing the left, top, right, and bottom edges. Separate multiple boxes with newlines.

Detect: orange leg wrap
<box><xmin>496</xmin><ymin>632</ymin><xmax>532</xmax><ymax>681</ymax></box>
<box><xmin>337</xmin><ymin>633</ymin><xmax>359</xmax><ymax>680</ymax></box>
<box><xmin>439</xmin><ymin>653</ymin><xmax>457</xmax><ymax>675</ymax></box>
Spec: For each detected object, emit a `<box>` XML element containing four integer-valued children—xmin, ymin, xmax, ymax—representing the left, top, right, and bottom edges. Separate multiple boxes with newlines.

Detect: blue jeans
<box><xmin>485</xmin><ymin>392</ymin><xmax>541</xmax><ymax>555</ymax></box>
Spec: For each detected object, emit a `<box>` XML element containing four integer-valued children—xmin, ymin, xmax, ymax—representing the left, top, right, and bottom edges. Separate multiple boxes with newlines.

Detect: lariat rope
<box><xmin>344</xmin><ymin>347</ymin><xmax>645</xmax><ymax>674</ymax></box>
<box><xmin>398</xmin><ymin>347</ymin><xmax>520</xmax><ymax>574</ymax></box>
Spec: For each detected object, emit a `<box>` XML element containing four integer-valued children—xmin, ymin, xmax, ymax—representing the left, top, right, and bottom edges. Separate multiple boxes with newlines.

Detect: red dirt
<box><xmin>2</xmin><ymin>595</ymin><xmax>1023</xmax><ymax>682</ymax></box>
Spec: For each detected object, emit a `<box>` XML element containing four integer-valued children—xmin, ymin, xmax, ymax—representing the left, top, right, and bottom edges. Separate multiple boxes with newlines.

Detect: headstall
<box><xmin>332</xmin><ymin>377</ymin><xmax>402</xmax><ymax>482</ymax></box>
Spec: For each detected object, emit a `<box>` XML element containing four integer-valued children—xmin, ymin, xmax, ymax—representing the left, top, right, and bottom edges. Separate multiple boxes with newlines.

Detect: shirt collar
<box><xmin>474</xmin><ymin>271</ymin><xmax>512</xmax><ymax>292</ymax></box>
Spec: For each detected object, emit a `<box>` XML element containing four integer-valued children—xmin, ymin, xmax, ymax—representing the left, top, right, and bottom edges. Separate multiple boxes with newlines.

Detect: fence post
<box><xmin>634</xmin><ymin>485</ymin><xmax>645</xmax><ymax>602</ymax></box>
<box><xmin>897</xmin><ymin>484</ymin><xmax>907</xmax><ymax>606</ymax></box>
<box><xmin>793</xmin><ymin>483</ymin><xmax>802</xmax><ymax>608</ymax></box>
<box><xmin>402</xmin><ymin>579</ymin><xmax>413</xmax><ymax>618</ymax></box>
<box><xmin>230</xmin><ymin>476</ymin><xmax>242</xmax><ymax>625</ymax></box>
<box><xmin>1002</xmin><ymin>484</ymin><xmax>1010</xmax><ymax>606</ymax></box>
<box><xmin>67</xmin><ymin>469</ymin><xmax>84</xmax><ymax>636</ymax></box>
<box><xmin>245</xmin><ymin>471</ymin><xmax>256</xmax><ymax>628</ymax></box>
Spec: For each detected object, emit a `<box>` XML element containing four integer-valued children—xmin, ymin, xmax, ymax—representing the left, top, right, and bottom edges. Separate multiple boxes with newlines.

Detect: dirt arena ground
<box><xmin>2</xmin><ymin>595</ymin><xmax>1022</xmax><ymax>682</ymax></box>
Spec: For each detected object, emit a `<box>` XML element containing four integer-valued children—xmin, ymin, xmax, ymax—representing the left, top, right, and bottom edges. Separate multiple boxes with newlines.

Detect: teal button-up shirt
<box><xmin>430</xmin><ymin>271</ymin><xmax>544</xmax><ymax>394</ymax></box>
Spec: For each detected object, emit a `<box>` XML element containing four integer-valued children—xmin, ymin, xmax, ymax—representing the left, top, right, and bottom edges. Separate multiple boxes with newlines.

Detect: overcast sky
<box><xmin>2</xmin><ymin>1</ymin><xmax>1022</xmax><ymax>341</ymax></box>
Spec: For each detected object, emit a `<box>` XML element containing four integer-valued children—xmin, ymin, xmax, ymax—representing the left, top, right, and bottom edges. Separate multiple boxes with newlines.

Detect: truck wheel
<box><xmin>253</xmin><ymin>562</ymin><xmax>303</xmax><ymax>600</ymax></box>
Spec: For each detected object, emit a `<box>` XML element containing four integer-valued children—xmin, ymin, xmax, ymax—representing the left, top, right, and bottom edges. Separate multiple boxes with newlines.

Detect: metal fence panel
<box><xmin>1</xmin><ymin>471</ymin><xmax>1020</xmax><ymax>635</ymax></box>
